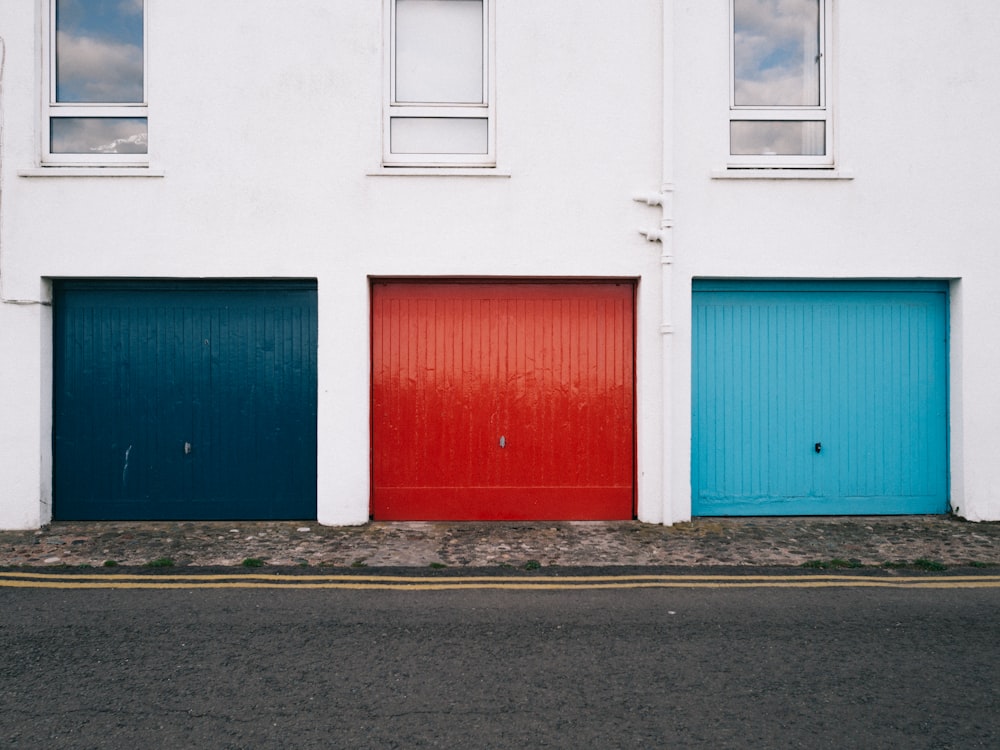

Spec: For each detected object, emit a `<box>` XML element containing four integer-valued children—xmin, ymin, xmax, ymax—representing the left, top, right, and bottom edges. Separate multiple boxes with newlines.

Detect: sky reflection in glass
<box><xmin>734</xmin><ymin>0</ymin><xmax>820</xmax><ymax>107</ymax></box>
<box><xmin>50</xmin><ymin>117</ymin><xmax>147</xmax><ymax>154</ymax></box>
<box><xmin>55</xmin><ymin>0</ymin><xmax>144</xmax><ymax>103</ymax></box>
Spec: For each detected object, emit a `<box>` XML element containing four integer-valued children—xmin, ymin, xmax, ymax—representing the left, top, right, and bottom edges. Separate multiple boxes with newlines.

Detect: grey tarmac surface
<box><xmin>0</xmin><ymin>515</ymin><xmax>998</xmax><ymax>570</ymax></box>
<box><xmin>2</xmin><ymin>582</ymin><xmax>998</xmax><ymax>749</ymax></box>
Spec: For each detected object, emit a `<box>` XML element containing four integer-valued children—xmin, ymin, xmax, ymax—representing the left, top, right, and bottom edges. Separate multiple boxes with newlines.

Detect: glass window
<box><xmin>45</xmin><ymin>0</ymin><xmax>148</xmax><ymax>164</ymax></box>
<box><xmin>395</xmin><ymin>0</ymin><xmax>484</xmax><ymax>104</ymax></box>
<box><xmin>733</xmin><ymin>0</ymin><xmax>820</xmax><ymax>107</ymax></box>
<box><xmin>54</xmin><ymin>0</ymin><xmax>144</xmax><ymax>104</ymax></box>
<box><xmin>730</xmin><ymin>120</ymin><xmax>825</xmax><ymax>156</ymax></box>
<box><xmin>384</xmin><ymin>0</ymin><xmax>495</xmax><ymax>167</ymax></box>
<box><xmin>729</xmin><ymin>0</ymin><xmax>832</xmax><ymax>168</ymax></box>
<box><xmin>390</xmin><ymin>118</ymin><xmax>489</xmax><ymax>154</ymax></box>
<box><xmin>50</xmin><ymin>116</ymin><xmax>147</xmax><ymax>154</ymax></box>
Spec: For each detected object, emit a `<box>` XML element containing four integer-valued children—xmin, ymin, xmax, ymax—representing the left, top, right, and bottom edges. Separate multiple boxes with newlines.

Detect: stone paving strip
<box><xmin>0</xmin><ymin>516</ymin><xmax>998</xmax><ymax>569</ymax></box>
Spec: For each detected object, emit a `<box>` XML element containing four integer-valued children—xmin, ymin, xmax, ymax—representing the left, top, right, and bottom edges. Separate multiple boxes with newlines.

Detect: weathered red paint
<box><xmin>371</xmin><ymin>281</ymin><xmax>635</xmax><ymax>520</ymax></box>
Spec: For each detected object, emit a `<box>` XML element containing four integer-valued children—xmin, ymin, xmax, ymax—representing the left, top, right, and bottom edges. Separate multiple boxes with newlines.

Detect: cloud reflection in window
<box><xmin>55</xmin><ymin>0</ymin><xmax>144</xmax><ymax>103</ymax></box>
<box><xmin>734</xmin><ymin>0</ymin><xmax>820</xmax><ymax>107</ymax></box>
<box><xmin>50</xmin><ymin>117</ymin><xmax>147</xmax><ymax>154</ymax></box>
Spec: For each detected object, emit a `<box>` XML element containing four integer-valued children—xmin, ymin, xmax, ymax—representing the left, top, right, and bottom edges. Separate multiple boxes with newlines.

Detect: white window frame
<box><xmin>382</xmin><ymin>0</ymin><xmax>496</xmax><ymax>168</ymax></box>
<box><xmin>728</xmin><ymin>0</ymin><xmax>833</xmax><ymax>169</ymax></box>
<box><xmin>41</xmin><ymin>0</ymin><xmax>149</xmax><ymax>167</ymax></box>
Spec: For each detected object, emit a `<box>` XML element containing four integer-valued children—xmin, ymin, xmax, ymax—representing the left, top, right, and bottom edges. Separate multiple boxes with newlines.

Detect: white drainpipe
<box><xmin>633</xmin><ymin>0</ymin><xmax>676</xmax><ymax>524</ymax></box>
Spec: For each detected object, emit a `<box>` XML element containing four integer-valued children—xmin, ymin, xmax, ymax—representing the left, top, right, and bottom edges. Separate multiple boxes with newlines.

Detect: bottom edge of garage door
<box><xmin>693</xmin><ymin>495</ymin><xmax>948</xmax><ymax>517</ymax></box>
<box><xmin>54</xmin><ymin>501</ymin><xmax>317</xmax><ymax>522</ymax></box>
<box><xmin>373</xmin><ymin>488</ymin><xmax>634</xmax><ymax>521</ymax></box>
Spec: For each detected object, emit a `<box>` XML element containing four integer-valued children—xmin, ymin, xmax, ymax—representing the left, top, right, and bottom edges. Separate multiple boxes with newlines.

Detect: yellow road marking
<box><xmin>2</xmin><ymin>572</ymin><xmax>999</xmax><ymax>590</ymax></box>
<box><xmin>2</xmin><ymin>571</ymin><xmax>997</xmax><ymax>582</ymax></box>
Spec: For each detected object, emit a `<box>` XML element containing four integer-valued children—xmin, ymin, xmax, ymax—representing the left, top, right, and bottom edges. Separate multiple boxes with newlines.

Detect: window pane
<box><xmin>733</xmin><ymin>0</ymin><xmax>820</xmax><ymax>106</ymax></box>
<box><xmin>50</xmin><ymin>117</ymin><xmax>148</xmax><ymax>154</ymax></box>
<box><xmin>55</xmin><ymin>0</ymin><xmax>144</xmax><ymax>103</ymax></box>
<box><xmin>395</xmin><ymin>0</ymin><xmax>484</xmax><ymax>104</ymax></box>
<box><xmin>390</xmin><ymin>117</ymin><xmax>488</xmax><ymax>154</ymax></box>
<box><xmin>730</xmin><ymin>120</ymin><xmax>825</xmax><ymax>155</ymax></box>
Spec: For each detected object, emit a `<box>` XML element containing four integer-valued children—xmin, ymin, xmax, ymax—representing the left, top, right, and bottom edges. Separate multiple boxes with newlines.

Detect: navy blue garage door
<box><xmin>53</xmin><ymin>280</ymin><xmax>317</xmax><ymax>520</ymax></box>
<box><xmin>692</xmin><ymin>280</ymin><xmax>949</xmax><ymax>516</ymax></box>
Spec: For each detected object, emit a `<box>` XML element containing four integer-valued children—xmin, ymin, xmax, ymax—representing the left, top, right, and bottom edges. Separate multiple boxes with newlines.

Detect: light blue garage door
<box><xmin>692</xmin><ymin>281</ymin><xmax>949</xmax><ymax>516</ymax></box>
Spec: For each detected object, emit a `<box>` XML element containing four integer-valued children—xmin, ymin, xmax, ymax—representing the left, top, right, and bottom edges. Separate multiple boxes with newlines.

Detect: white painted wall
<box><xmin>0</xmin><ymin>304</ymin><xmax>49</xmax><ymax>529</ymax></box>
<box><xmin>1</xmin><ymin>1</ymin><xmax>998</xmax><ymax>526</ymax></box>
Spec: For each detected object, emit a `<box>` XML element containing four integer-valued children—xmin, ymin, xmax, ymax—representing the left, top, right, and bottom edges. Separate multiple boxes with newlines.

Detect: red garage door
<box><xmin>372</xmin><ymin>281</ymin><xmax>635</xmax><ymax>520</ymax></box>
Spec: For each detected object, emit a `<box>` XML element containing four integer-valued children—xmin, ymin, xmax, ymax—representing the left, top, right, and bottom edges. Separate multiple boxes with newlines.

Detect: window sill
<box><xmin>711</xmin><ymin>168</ymin><xmax>854</xmax><ymax>181</ymax></box>
<box><xmin>368</xmin><ymin>166</ymin><xmax>511</xmax><ymax>177</ymax></box>
<box><xmin>18</xmin><ymin>166</ymin><xmax>165</xmax><ymax>178</ymax></box>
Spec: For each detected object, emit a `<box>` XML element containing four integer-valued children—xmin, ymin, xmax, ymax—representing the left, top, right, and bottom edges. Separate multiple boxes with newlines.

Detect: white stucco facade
<box><xmin>0</xmin><ymin>1</ymin><xmax>998</xmax><ymax>528</ymax></box>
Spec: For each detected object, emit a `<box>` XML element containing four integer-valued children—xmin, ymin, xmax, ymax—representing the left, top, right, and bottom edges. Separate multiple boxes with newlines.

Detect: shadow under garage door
<box><xmin>692</xmin><ymin>280</ymin><xmax>949</xmax><ymax>516</ymax></box>
<box><xmin>53</xmin><ymin>280</ymin><xmax>318</xmax><ymax>521</ymax></box>
<box><xmin>371</xmin><ymin>281</ymin><xmax>635</xmax><ymax>521</ymax></box>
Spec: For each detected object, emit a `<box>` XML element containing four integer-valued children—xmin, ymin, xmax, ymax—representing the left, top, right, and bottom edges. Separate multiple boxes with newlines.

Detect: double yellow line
<box><xmin>3</xmin><ymin>571</ymin><xmax>1000</xmax><ymax>590</ymax></box>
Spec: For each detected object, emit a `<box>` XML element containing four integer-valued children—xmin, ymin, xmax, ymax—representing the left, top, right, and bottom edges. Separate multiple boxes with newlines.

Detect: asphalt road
<box><xmin>2</xmin><ymin>574</ymin><xmax>998</xmax><ymax>749</ymax></box>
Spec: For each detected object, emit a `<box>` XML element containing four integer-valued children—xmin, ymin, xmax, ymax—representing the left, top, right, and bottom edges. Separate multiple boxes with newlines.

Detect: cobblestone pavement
<box><xmin>1</xmin><ymin>516</ymin><xmax>999</xmax><ymax>569</ymax></box>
